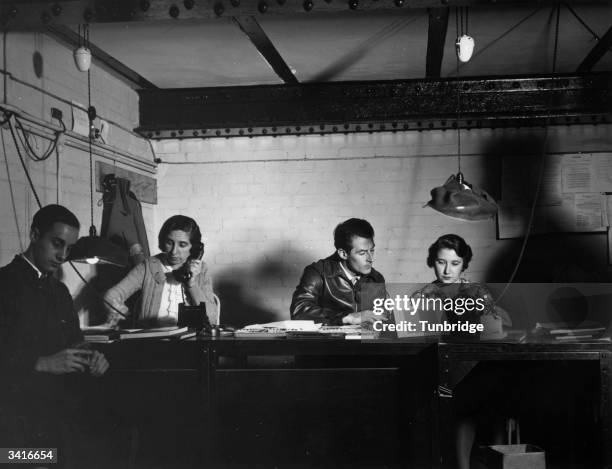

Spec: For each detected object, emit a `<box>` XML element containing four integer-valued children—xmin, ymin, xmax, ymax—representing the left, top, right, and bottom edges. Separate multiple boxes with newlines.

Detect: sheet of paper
<box><xmin>499</xmin><ymin>153</ymin><xmax>611</xmax><ymax>238</ymax></box>
<box><xmin>562</xmin><ymin>153</ymin><xmax>594</xmax><ymax>193</ymax></box>
<box><xmin>498</xmin><ymin>193</ymin><xmax>606</xmax><ymax>238</ymax></box>
<box><xmin>72</xmin><ymin>101</ymin><xmax>89</xmax><ymax>137</ymax></box>
<box><xmin>497</xmin><ymin>205</ymin><xmax>529</xmax><ymax>239</ymax></box>
<box><xmin>575</xmin><ymin>193</ymin><xmax>606</xmax><ymax>231</ymax></box>
<box><xmin>244</xmin><ymin>320</ymin><xmax>321</xmax><ymax>331</ymax></box>
<box><xmin>593</xmin><ymin>153</ymin><xmax>612</xmax><ymax>192</ymax></box>
<box><xmin>540</xmin><ymin>157</ymin><xmax>562</xmax><ymax>205</ymax></box>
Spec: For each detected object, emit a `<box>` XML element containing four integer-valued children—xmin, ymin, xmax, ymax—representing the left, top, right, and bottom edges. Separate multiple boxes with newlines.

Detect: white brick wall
<box><xmin>0</xmin><ymin>32</ymin><xmax>155</xmax><ymax>324</ymax></box>
<box><xmin>154</xmin><ymin>125</ymin><xmax>612</xmax><ymax>324</ymax></box>
<box><xmin>3</xmin><ymin>30</ymin><xmax>612</xmax><ymax>327</ymax></box>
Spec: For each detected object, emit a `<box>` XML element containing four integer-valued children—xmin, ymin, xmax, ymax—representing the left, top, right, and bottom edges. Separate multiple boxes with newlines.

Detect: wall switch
<box><xmin>51</xmin><ymin>107</ymin><xmax>63</xmax><ymax>121</ymax></box>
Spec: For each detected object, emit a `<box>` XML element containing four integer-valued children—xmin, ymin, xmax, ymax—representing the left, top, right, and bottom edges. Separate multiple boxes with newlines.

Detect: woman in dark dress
<box><xmin>418</xmin><ymin>234</ymin><xmax>511</xmax><ymax>469</ymax></box>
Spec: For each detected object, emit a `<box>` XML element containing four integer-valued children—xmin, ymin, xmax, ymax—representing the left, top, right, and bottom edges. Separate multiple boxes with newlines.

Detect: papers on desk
<box><xmin>81</xmin><ymin>326</ymin><xmax>193</xmax><ymax>341</ymax></box>
<box><xmin>82</xmin><ymin>326</ymin><xmax>119</xmax><ymax>343</ymax></box>
<box><xmin>119</xmin><ymin>326</ymin><xmax>189</xmax><ymax>340</ymax></box>
<box><xmin>83</xmin><ymin>335</ymin><xmax>117</xmax><ymax>343</ymax></box>
<box><xmin>234</xmin><ymin>320</ymin><xmax>320</xmax><ymax>338</ymax></box>
<box><xmin>320</xmin><ymin>325</ymin><xmax>376</xmax><ymax>340</ymax></box>
<box><xmin>234</xmin><ymin>321</ymin><xmax>376</xmax><ymax>339</ymax></box>
<box><xmin>244</xmin><ymin>320</ymin><xmax>322</xmax><ymax>331</ymax></box>
<box><xmin>533</xmin><ymin>322</ymin><xmax>609</xmax><ymax>342</ymax></box>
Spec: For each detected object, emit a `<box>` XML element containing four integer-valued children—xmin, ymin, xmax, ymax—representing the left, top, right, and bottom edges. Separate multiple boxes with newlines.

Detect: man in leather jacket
<box><xmin>290</xmin><ymin>218</ymin><xmax>388</xmax><ymax>326</ymax></box>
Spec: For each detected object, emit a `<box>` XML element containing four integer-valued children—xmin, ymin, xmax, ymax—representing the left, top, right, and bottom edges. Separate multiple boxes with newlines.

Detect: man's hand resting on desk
<box><xmin>35</xmin><ymin>349</ymin><xmax>109</xmax><ymax>376</ymax></box>
<box><xmin>342</xmin><ymin>310</ymin><xmax>387</xmax><ymax>325</ymax></box>
<box><xmin>88</xmin><ymin>350</ymin><xmax>109</xmax><ymax>377</ymax></box>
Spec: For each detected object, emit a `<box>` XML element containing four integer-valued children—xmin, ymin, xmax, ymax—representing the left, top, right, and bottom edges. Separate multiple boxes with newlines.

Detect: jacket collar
<box><xmin>10</xmin><ymin>255</ymin><xmax>53</xmax><ymax>284</ymax></box>
<box><xmin>323</xmin><ymin>253</ymin><xmax>380</xmax><ymax>283</ymax></box>
<box><xmin>20</xmin><ymin>253</ymin><xmax>43</xmax><ymax>278</ymax></box>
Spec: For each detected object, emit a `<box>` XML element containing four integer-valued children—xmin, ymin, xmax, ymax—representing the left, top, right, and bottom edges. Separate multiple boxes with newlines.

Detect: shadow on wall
<box><xmin>70</xmin><ymin>264</ymin><xmax>133</xmax><ymax>326</ymax></box>
<box><xmin>482</xmin><ymin>132</ymin><xmax>610</xmax><ymax>283</ymax></box>
<box><xmin>215</xmin><ymin>250</ymin><xmax>313</xmax><ymax>328</ymax></box>
<box><xmin>480</xmin><ymin>133</ymin><xmax>612</xmax><ymax>329</ymax></box>
<box><xmin>478</xmin><ymin>134</ymin><xmax>547</xmax><ymax>283</ymax></box>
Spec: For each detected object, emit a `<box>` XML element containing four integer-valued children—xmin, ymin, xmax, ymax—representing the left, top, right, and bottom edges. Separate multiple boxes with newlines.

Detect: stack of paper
<box><xmin>82</xmin><ymin>325</ymin><xmax>118</xmax><ymax>343</ymax></box>
<box><xmin>234</xmin><ymin>320</ymin><xmax>321</xmax><ymax>338</ymax></box>
<box><xmin>119</xmin><ymin>326</ymin><xmax>190</xmax><ymax>340</ymax></box>
<box><xmin>534</xmin><ymin>322</ymin><xmax>608</xmax><ymax>341</ymax></box>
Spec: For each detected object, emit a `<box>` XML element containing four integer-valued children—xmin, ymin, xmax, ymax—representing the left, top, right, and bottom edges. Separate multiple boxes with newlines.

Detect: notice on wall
<box><xmin>71</xmin><ymin>101</ymin><xmax>89</xmax><ymax>137</ymax></box>
<box><xmin>498</xmin><ymin>153</ymin><xmax>610</xmax><ymax>239</ymax></box>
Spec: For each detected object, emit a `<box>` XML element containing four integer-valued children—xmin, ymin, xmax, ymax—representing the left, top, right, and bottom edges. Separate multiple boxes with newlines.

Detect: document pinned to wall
<box><xmin>498</xmin><ymin>153</ymin><xmax>610</xmax><ymax>239</ymax></box>
<box><xmin>561</xmin><ymin>153</ymin><xmax>593</xmax><ymax>192</ymax></box>
<box><xmin>71</xmin><ymin>101</ymin><xmax>89</xmax><ymax>137</ymax></box>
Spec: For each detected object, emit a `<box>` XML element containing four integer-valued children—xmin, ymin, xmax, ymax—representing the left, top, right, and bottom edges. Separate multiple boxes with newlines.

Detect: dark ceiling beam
<box><xmin>576</xmin><ymin>24</ymin><xmax>612</xmax><ymax>72</ymax></box>
<box><xmin>233</xmin><ymin>16</ymin><xmax>297</xmax><ymax>85</ymax></box>
<box><xmin>44</xmin><ymin>24</ymin><xmax>158</xmax><ymax>89</ymax></box>
<box><xmin>0</xmin><ymin>0</ymin><xmax>608</xmax><ymax>28</ymax></box>
<box><xmin>425</xmin><ymin>7</ymin><xmax>449</xmax><ymax>78</ymax></box>
<box><xmin>135</xmin><ymin>73</ymin><xmax>612</xmax><ymax>139</ymax></box>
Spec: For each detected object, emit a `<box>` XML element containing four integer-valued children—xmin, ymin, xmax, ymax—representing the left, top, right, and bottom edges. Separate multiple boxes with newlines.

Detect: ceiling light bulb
<box><xmin>456</xmin><ymin>35</ymin><xmax>475</xmax><ymax>63</ymax></box>
<box><xmin>74</xmin><ymin>46</ymin><xmax>91</xmax><ymax>72</ymax></box>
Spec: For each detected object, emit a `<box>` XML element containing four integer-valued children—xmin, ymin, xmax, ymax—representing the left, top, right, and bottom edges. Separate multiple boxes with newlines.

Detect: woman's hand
<box><xmin>185</xmin><ymin>259</ymin><xmax>203</xmax><ymax>286</ymax></box>
<box><xmin>493</xmin><ymin>305</ymin><xmax>512</xmax><ymax>327</ymax></box>
<box><xmin>103</xmin><ymin>311</ymin><xmax>123</xmax><ymax>329</ymax></box>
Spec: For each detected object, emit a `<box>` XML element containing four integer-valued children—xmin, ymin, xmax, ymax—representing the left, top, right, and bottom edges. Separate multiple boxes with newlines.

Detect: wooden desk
<box><xmin>90</xmin><ymin>338</ymin><xmax>611</xmax><ymax>469</ymax></box>
<box><xmin>209</xmin><ymin>337</ymin><xmax>435</xmax><ymax>468</ymax></box>
<box><xmin>93</xmin><ymin>340</ymin><xmax>208</xmax><ymax>469</ymax></box>
<box><xmin>436</xmin><ymin>341</ymin><xmax>612</xmax><ymax>469</ymax></box>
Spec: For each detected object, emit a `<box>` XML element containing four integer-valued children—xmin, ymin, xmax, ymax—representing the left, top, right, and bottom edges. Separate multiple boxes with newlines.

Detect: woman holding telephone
<box><xmin>104</xmin><ymin>215</ymin><xmax>218</xmax><ymax>328</ymax></box>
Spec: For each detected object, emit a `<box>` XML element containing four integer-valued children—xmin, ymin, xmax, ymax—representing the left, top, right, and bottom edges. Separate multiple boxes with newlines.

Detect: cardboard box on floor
<box><xmin>485</xmin><ymin>444</ymin><xmax>546</xmax><ymax>469</ymax></box>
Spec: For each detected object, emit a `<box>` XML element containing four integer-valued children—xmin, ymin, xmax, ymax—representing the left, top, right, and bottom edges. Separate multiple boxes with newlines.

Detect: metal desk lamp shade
<box><xmin>69</xmin><ymin>225</ymin><xmax>128</xmax><ymax>266</ymax></box>
<box><xmin>426</xmin><ymin>171</ymin><xmax>498</xmax><ymax>221</ymax></box>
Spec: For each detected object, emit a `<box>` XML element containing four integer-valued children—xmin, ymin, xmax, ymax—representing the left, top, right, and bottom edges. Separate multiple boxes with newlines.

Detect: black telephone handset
<box><xmin>173</xmin><ymin>242</ymin><xmax>204</xmax><ymax>283</ymax></box>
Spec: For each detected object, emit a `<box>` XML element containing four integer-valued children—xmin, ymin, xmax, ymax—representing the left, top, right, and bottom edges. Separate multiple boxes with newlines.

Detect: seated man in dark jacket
<box><xmin>0</xmin><ymin>204</ymin><xmax>109</xmax><ymax>465</ymax></box>
<box><xmin>290</xmin><ymin>218</ymin><xmax>388</xmax><ymax>326</ymax></box>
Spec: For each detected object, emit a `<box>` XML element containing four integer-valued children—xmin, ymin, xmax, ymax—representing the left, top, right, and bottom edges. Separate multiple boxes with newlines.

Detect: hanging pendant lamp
<box><xmin>426</xmin><ymin>6</ymin><xmax>497</xmax><ymax>221</ymax></box>
<box><xmin>455</xmin><ymin>6</ymin><xmax>475</xmax><ymax>63</ymax></box>
<box><xmin>426</xmin><ymin>172</ymin><xmax>498</xmax><ymax>221</ymax></box>
<box><xmin>73</xmin><ymin>24</ymin><xmax>92</xmax><ymax>72</ymax></box>
<box><xmin>68</xmin><ymin>25</ymin><xmax>128</xmax><ymax>267</ymax></box>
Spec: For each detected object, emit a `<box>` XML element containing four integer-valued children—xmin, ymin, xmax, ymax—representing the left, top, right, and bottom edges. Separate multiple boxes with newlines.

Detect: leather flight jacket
<box><xmin>290</xmin><ymin>253</ymin><xmax>387</xmax><ymax>325</ymax></box>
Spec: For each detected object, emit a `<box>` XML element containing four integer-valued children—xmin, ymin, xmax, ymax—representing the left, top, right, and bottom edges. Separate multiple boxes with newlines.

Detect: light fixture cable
<box><xmin>4</xmin><ymin>111</ymin><xmax>43</xmax><ymax>208</ymax></box>
<box><xmin>496</xmin><ymin>1</ymin><xmax>560</xmax><ymax>301</ymax></box>
<box><xmin>87</xmin><ymin>65</ymin><xmax>95</xmax><ymax>236</ymax></box>
<box><xmin>85</xmin><ymin>23</ymin><xmax>95</xmax><ymax>237</ymax></box>
<box><xmin>455</xmin><ymin>6</ymin><xmax>466</xmax><ymax>176</ymax></box>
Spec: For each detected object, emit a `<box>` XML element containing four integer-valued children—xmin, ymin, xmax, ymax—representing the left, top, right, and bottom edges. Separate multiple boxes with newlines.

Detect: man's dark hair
<box><xmin>426</xmin><ymin>234</ymin><xmax>473</xmax><ymax>270</ymax></box>
<box><xmin>158</xmin><ymin>215</ymin><xmax>202</xmax><ymax>252</ymax></box>
<box><xmin>334</xmin><ymin>218</ymin><xmax>374</xmax><ymax>252</ymax></box>
<box><xmin>31</xmin><ymin>204</ymin><xmax>80</xmax><ymax>235</ymax></box>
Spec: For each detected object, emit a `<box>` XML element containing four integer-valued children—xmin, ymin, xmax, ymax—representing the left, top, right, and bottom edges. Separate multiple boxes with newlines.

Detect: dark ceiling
<box><xmin>3</xmin><ymin>0</ymin><xmax>611</xmax><ymax>137</ymax></box>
